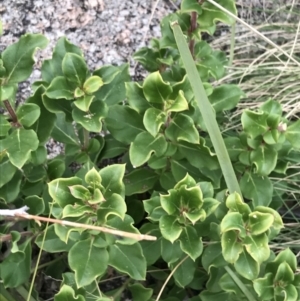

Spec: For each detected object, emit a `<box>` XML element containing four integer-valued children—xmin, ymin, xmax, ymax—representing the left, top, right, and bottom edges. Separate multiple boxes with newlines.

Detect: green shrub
<box><xmin>0</xmin><ymin>1</ymin><xmax>300</xmax><ymax>300</ymax></box>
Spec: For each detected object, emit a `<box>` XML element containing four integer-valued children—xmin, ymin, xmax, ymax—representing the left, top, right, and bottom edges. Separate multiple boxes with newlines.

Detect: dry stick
<box><xmin>15</xmin><ymin>213</ymin><xmax>157</xmax><ymax>241</ymax></box>
<box><xmin>3</xmin><ymin>100</ymin><xmax>21</xmax><ymax>127</ymax></box>
<box><xmin>155</xmin><ymin>256</ymin><xmax>189</xmax><ymax>301</ymax></box>
<box><xmin>205</xmin><ymin>0</ymin><xmax>300</xmax><ymax>67</ymax></box>
<box><xmin>0</xmin><ymin>206</ymin><xmax>156</xmax><ymax>241</ymax></box>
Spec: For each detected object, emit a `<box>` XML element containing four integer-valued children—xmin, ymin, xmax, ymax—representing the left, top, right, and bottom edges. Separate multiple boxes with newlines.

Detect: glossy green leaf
<box><xmin>42</xmin><ymin>94</ymin><xmax>73</xmax><ymax>121</ymax></box>
<box><xmin>97</xmin><ymin>193</ymin><xmax>126</xmax><ymax>223</ymax></box>
<box><xmin>105</xmin><ymin>105</ymin><xmax>145</xmax><ymax>144</ymax></box>
<box><xmin>99</xmin><ymin>164</ymin><xmax>125</xmax><ymax>198</ymax></box>
<box><xmin>126</xmin><ymin>81</ymin><xmax>150</xmax><ymax>113</ymax></box>
<box><xmin>0</xmin><ymin>170</ymin><xmax>22</xmax><ymax>203</ymax></box>
<box><xmin>0</xmin><ymin>129</ymin><xmax>39</xmax><ymax>169</ymax></box>
<box><xmin>220</xmin><ymin>212</ymin><xmax>245</xmax><ymax>236</ymax></box>
<box><xmin>83</xmin><ymin>75</ymin><xmax>103</xmax><ymax>94</ymax></box>
<box><xmin>179</xmin><ymin>225</ymin><xmax>203</xmax><ymax>261</ymax></box>
<box><xmin>46</xmin><ymin>76</ymin><xmax>77</xmax><ymax>100</ymax></box>
<box><xmin>62</xmin><ymin>53</ymin><xmax>89</xmax><ymax>85</ymax></box>
<box><xmin>219</xmin><ymin>272</ymin><xmax>254</xmax><ymax>299</ymax></box>
<box><xmin>51</xmin><ymin>113</ymin><xmax>80</xmax><ymax>145</ymax></box>
<box><xmin>108</xmin><ymin>243</ymin><xmax>146</xmax><ymax>280</ymax></box>
<box><xmin>244</xmin><ymin>234</ymin><xmax>269</xmax><ymax>264</ymax></box>
<box><xmin>85</xmin><ymin>167</ymin><xmax>101</xmax><ymax>189</ymax></box>
<box><xmin>100</xmin><ymin>135</ymin><xmax>127</xmax><ymax>159</ymax></box>
<box><xmin>224</xmin><ymin>137</ymin><xmax>245</xmax><ymax>161</ymax></box>
<box><xmin>171</xmin><ymin>159</ymin><xmax>203</xmax><ymax>183</ymax></box>
<box><xmin>184</xmin><ymin>208</ymin><xmax>206</xmax><ymax>225</ymax></box>
<box><xmin>73</xmin><ymin>94</ymin><xmax>94</xmax><ymax>111</ymax></box>
<box><xmin>274</xmin><ymin>262</ymin><xmax>295</xmax><ymax>283</ymax></box>
<box><xmin>202</xmin><ymin>242</ymin><xmax>227</xmax><ymax>271</ymax></box>
<box><xmin>202</xmin><ymin>197</ymin><xmax>220</xmax><ymax>217</ymax></box>
<box><xmin>165</xmin><ymin>90</ymin><xmax>189</xmax><ymax>113</ymax></box>
<box><xmin>27</xmin><ymin>85</ymin><xmax>56</xmax><ymax>143</ymax></box>
<box><xmin>148</xmin><ymin>155</ymin><xmax>168</xmax><ymax>169</ymax></box>
<box><xmin>129</xmin><ymin>283</ymin><xmax>153</xmax><ymax>301</ymax></box>
<box><xmin>139</xmin><ymin>224</ymin><xmax>162</xmax><ymax>265</ymax></box>
<box><xmin>159</xmin><ymin>215</ymin><xmax>182</xmax><ymax>243</ymax></box>
<box><xmin>133</xmin><ymin>47</ymin><xmax>161</xmax><ymax>72</ymax></box>
<box><xmin>165</xmin><ymin>114</ymin><xmax>199</xmax><ymax>144</ymax></box>
<box><xmin>94</xmin><ymin>63</ymin><xmax>130</xmax><ymax>106</ymax></box>
<box><xmin>269</xmin><ymin>248</ymin><xmax>297</xmax><ymax>273</ymax></box>
<box><xmin>2</xmin><ymin>33</ymin><xmax>48</xmax><ymax>84</ymax></box>
<box><xmin>16</xmin><ymin>103</ymin><xmax>40</xmax><ymax>127</ymax></box>
<box><xmin>0</xmin><ymin>115</ymin><xmax>11</xmax><ymax>136</ymax></box>
<box><xmin>0</xmin><ymin>158</ymin><xmax>17</xmax><ymax>188</ymax></box>
<box><xmin>54</xmin><ymin>285</ymin><xmax>85</xmax><ymax>301</ymax></box>
<box><xmin>69</xmin><ymin>239</ymin><xmax>109</xmax><ymax>287</ymax></box>
<box><xmin>171</xmin><ymin>256</ymin><xmax>195</xmax><ymax>287</ymax></box>
<box><xmin>35</xmin><ymin>225</ymin><xmax>74</xmax><ymax>252</ymax></box>
<box><xmin>250</xmin><ymin>145</ymin><xmax>278</xmax><ymax>176</ymax></box>
<box><xmin>174</xmin><ymin>172</ymin><xmax>197</xmax><ymax>189</ymax></box>
<box><xmin>161</xmin><ymin>184</ymin><xmax>203</xmax><ymax>218</ymax></box>
<box><xmin>261</xmin><ymin>99</ymin><xmax>282</xmax><ymax>115</ymax></box>
<box><xmin>240</xmin><ymin>171</ymin><xmax>273</xmax><ymax>207</ymax></box>
<box><xmin>225</xmin><ymin>192</ymin><xmax>251</xmax><ymax>218</ymax></box>
<box><xmin>48</xmin><ymin>177</ymin><xmax>83</xmax><ymax>207</ymax></box>
<box><xmin>143</xmin><ymin>107</ymin><xmax>167</xmax><ymax>137</ymax></box>
<box><xmin>178</xmin><ymin>140</ymin><xmax>219</xmax><ymax>170</ymax></box>
<box><xmin>72</xmin><ymin>100</ymin><xmax>107</xmax><ymax>132</ymax></box>
<box><xmin>181</xmin><ymin>0</ymin><xmax>202</xmax><ymax>13</ymax></box>
<box><xmin>68</xmin><ymin>185</ymin><xmax>91</xmax><ymax>201</ymax></box>
<box><xmin>160</xmin><ymin>13</ymin><xmax>190</xmax><ymax>49</ymax></box>
<box><xmin>74</xmin><ymin>87</ymin><xmax>84</xmax><ymax>98</ymax></box>
<box><xmin>0</xmin><ymin>84</ymin><xmax>16</xmax><ymax>102</ymax></box>
<box><xmin>124</xmin><ymin>168</ymin><xmax>159</xmax><ymax>196</ymax></box>
<box><xmin>130</xmin><ymin>132</ymin><xmax>167</xmax><ymax>167</ymax></box>
<box><xmin>105</xmin><ymin>215</ymin><xmax>141</xmax><ymax>245</ymax></box>
<box><xmin>161</xmin><ymin>239</ymin><xmax>183</xmax><ymax>264</ymax></box>
<box><xmin>221</xmin><ymin>231</ymin><xmax>243</xmax><ymax>263</ymax></box>
<box><xmin>199</xmin><ymin>0</ymin><xmax>237</xmax><ymax>28</ymax></box>
<box><xmin>160</xmin><ymin>171</ymin><xmax>177</xmax><ymax>191</ymax></box>
<box><xmin>24</xmin><ymin>195</ymin><xmax>45</xmax><ymax>215</ymax></box>
<box><xmin>42</xmin><ymin>37</ymin><xmax>83</xmax><ymax>83</ymax></box>
<box><xmin>241</xmin><ymin>110</ymin><xmax>269</xmax><ymax>138</ymax></box>
<box><xmin>47</xmin><ymin>159</ymin><xmax>66</xmax><ymax>180</ymax></box>
<box><xmin>209</xmin><ymin>85</ymin><xmax>244</xmax><ymax>113</ymax></box>
<box><xmin>234</xmin><ymin>249</ymin><xmax>259</xmax><ymax>280</ymax></box>
<box><xmin>0</xmin><ymin>239</ymin><xmax>31</xmax><ymax>288</ymax></box>
<box><xmin>255</xmin><ymin>206</ymin><xmax>284</xmax><ymax>231</ymax></box>
<box><xmin>253</xmin><ymin>273</ymin><xmax>274</xmax><ymax>300</ymax></box>
<box><xmin>248</xmin><ymin>211</ymin><xmax>274</xmax><ymax>235</ymax></box>
<box><xmin>143</xmin><ymin>71</ymin><xmax>172</xmax><ymax>104</ymax></box>
<box><xmin>285</xmin><ymin>120</ymin><xmax>300</xmax><ymax>148</ymax></box>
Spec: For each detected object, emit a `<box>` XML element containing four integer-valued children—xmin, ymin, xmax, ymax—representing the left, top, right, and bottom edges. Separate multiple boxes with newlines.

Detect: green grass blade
<box><xmin>171</xmin><ymin>21</ymin><xmax>242</xmax><ymax>196</ymax></box>
<box><xmin>224</xmin><ymin>266</ymin><xmax>257</xmax><ymax>301</ymax></box>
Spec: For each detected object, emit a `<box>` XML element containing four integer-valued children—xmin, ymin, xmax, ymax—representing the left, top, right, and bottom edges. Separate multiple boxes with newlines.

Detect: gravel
<box><xmin>0</xmin><ymin>0</ymin><xmax>180</xmax><ymax>96</ymax></box>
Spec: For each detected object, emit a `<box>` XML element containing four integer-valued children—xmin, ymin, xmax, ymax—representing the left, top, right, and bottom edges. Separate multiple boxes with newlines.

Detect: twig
<box><xmin>3</xmin><ymin>100</ymin><xmax>21</xmax><ymax>127</ymax></box>
<box><xmin>0</xmin><ymin>206</ymin><xmax>156</xmax><ymax>241</ymax></box>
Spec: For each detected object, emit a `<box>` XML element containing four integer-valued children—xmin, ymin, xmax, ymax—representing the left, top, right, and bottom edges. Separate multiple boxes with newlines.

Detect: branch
<box><xmin>0</xmin><ymin>206</ymin><xmax>157</xmax><ymax>241</ymax></box>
